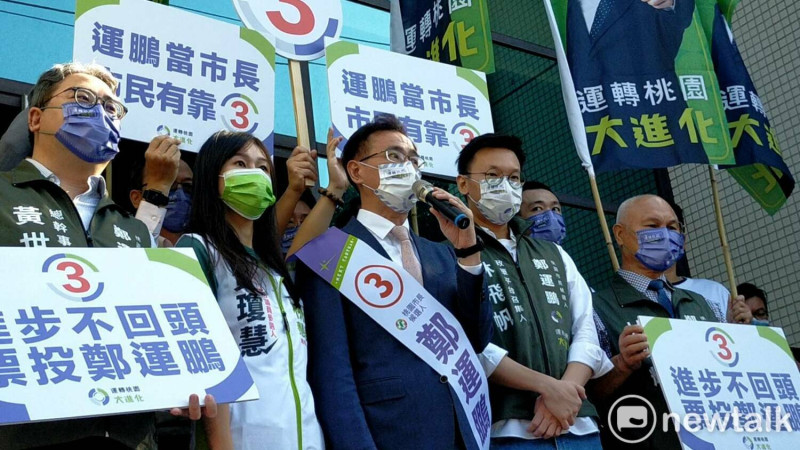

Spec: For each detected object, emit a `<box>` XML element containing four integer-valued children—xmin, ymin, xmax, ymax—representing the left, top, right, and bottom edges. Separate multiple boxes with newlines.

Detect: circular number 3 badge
<box><xmin>233</xmin><ymin>0</ymin><xmax>343</xmax><ymax>61</ymax></box>
<box><xmin>355</xmin><ymin>265</ymin><xmax>404</xmax><ymax>308</ymax></box>
<box><xmin>42</xmin><ymin>253</ymin><xmax>104</xmax><ymax>302</ymax></box>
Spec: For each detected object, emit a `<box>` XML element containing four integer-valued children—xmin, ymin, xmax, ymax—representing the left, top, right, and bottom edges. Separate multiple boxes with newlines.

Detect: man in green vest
<box><xmin>0</xmin><ymin>62</ymin><xmax>214</xmax><ymax>449</ymax></box>
<box><xmin>456</xmin><ymin>134</ymin><xmax>611</xmax><ymax>449</ymax></box>
<box><xmin>590</xmin><ymin>194</ymin><xmax>721</xmax><ymax>449</ymax></box>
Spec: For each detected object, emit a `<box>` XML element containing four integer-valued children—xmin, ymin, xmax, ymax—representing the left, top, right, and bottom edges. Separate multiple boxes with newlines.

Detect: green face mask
<box><xmin>219</xmin><ymin>168</ymin><xmax>276</xmax><ymax>220</ymax></box>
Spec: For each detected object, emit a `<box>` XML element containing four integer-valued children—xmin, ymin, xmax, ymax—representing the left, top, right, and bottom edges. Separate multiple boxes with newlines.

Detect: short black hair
<box><xmin>522</xmin><ymin>181</ymin><xmax>552</xmax><ymax>192</ymax></box>
<box><xmin>737</xmin><ymin>282</ymin><xmax>767</xmax><ymax>305</ymax></box>
<box><xmin>456</xmin><ymin>133</ymin><xmax>525</xmax><ymax>175</ymax></box>
<box><xmin>341</xmin><ymin>114</ymin><xmax>407</xmax><ymax>186</ymax></box>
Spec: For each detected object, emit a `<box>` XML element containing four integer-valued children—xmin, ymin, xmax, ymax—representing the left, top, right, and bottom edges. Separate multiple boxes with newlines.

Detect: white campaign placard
<box><xmin>233</xmin><ymin>0</ymin><xmax>343</xmax><ymax>61</ymax></box>
<box><xmin>73</xmin><ymin>0</ymin><xmax>276</xmax><ymax>152</ymax></box>
<box><xmin>0</xmin><ymin>248</ymin><xmax>257</xmax><ymax>425</ymax></box>
<box><xmin>642</xmin><ymin>316</ymin><xmax>800</xmax><ymax>449</ymax></box>
<box><xmin>326</xmin><ymin>40</ymin><xmax>494</xmax><ymax>179</ymax></box>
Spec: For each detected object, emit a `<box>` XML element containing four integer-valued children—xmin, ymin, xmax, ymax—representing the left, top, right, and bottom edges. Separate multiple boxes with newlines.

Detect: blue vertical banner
<box><xmin>544</xmin><ymin>0</ymin><xmax>793</xmax><ymax>213</ymax></box>
<box><xmin>390</xmin><ymin>0</ymin><xmax>494</xmax><ymax>73</ymax></box>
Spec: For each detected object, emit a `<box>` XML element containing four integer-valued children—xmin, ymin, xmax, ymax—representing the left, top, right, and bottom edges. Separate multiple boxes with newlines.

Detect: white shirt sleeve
<box><xmin>135</xmin><ymin>200</ymin><xmax>166</xmax><ymax>237</ymax></box>
<box><xmin>457</xmin><ymin>262</ymin><xmax>484</xmax><ymax>275</ymax></box>
<box><xmin>559</xmin><ymin>245</ymin><xmax>614</xmax><ymax>378</ymax></box>
<box><xmin>478</xmin><ymin>342</ymin><xmax>508</xmax><ymax>377</ymax></box>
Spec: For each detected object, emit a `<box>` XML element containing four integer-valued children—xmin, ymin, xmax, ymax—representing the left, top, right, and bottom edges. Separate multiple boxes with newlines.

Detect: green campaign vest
<box><xmin>481</xmin><ymin>217</ymin><xmax>597</xmax><ymax>422</ymax></box>
<box><xmin>592</xmin><ymin>273</ymin><xmax>718</xmax><ymax>450</ymax></box>
<box><xmin>0</xmin><ymin>160</ymin><xmax>150</xmax><ymax>248</ymax></box>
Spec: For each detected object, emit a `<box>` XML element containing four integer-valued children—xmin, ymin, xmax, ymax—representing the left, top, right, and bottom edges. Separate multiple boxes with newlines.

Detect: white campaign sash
<box><xmin>294</xmin><ymin>227</ymin><xmax>491</xmax><ymax>449</ymax></box>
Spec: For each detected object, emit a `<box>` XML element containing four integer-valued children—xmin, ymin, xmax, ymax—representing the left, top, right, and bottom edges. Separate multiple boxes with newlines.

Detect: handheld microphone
<box><xmin>413</xmin><ymin>180</ymin><xmax>470</xmax><ymax>229</ymax></box>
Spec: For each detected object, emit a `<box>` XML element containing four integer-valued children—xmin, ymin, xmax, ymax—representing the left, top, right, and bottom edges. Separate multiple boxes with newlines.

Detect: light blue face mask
<box><xmin>751</xmin><ymin>319</ymin><xmax>770</xmax><ymax>327</ymax></box>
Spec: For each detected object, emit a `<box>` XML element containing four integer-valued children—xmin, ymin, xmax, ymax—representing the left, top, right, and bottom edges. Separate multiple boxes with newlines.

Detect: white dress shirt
<box><xmin>674</xmin><ymin>277</ymin><xmax>729</xmax><ymax>322</ymax></box>
<box><xmin>356</xmin><ymin>209</ymin><xmax>482</xmax><ymax>275</ymax></box>
<box><xmin>27</xmin><ymin>158</ymin><xmax>164</xmax><ymax>246</ymax></box>
<box><xmin>478</xmin><ymin>227</ymin><xmax>613</xmax><ymax>439</ymax></box>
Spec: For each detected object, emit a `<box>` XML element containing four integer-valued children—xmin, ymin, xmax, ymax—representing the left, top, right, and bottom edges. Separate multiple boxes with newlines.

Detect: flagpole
<box><xmin>288</xmin><ymin>60</ymin><xmax>316</xmax><ymax>188</ymax></box>
<box><xmin>588</xmin><ymin>174</ymin><xmax>620</xmax><ymax>272</ymax></box>
<box><xmin>708</xmin><ymin>166</ymin><xmax>738</xmax><ymax>298</ymax></box>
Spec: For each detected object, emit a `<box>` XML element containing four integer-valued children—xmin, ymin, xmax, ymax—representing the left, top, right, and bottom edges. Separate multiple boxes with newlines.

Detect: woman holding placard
<box><xmin>176</xmin><ymin>131</ymin><xmax>323</xmax><ymax>450</ymax></box>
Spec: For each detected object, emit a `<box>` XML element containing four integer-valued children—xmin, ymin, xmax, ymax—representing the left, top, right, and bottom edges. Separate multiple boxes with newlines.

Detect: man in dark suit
<box><xmin>297</xmin><ymin>115</ymin><xmax>492</xmax><ymax>450</ymax></box>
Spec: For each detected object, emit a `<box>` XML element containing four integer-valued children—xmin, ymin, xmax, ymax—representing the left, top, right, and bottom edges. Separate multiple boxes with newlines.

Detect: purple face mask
<box><xmin>634</xmin><ymin>228</ymin><xmax>685</xmax><ymax>272</ymax></box>
<box><xmin>162</xmin><ymin>187</ymin><xmax>192</xmax><ymax>233</ymax></box>
<box><xmin>54</xmin><ymin>102</ymin><xmax>121</xmax><ymax>163</ymax></box>
<box><xmin>524</xmin><ymin>210</ymin><xmax>566</xmax><ymax>245</ymax></box>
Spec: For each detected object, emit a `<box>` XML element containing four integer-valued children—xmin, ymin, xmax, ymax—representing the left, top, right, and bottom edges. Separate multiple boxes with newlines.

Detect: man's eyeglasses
<box><xmin>467</xmin><ymin>171</ymin><xmax>523</xmax><ymax>189</ymax></box>
<box><xmin>44</xmin><ymin>87</ymin><xmax>128</xmax><ymax>120</ymax></box>
<box><xmin>359</xmin><ymin>148</ymin><xmax>425</xmax><ymax>169</ymax></box>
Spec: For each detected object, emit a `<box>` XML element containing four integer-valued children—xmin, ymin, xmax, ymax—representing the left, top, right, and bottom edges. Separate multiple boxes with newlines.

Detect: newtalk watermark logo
<box><xmin>608</xmin><ymin>395</ymin><xmax>794</xmax><ymax>444</ymax></box>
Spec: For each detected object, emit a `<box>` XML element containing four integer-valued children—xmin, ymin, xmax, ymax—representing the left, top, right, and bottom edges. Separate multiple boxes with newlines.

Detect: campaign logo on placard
<box><xmin>451</xmin><ymin>122</ymin><xmax>479</xmax><ymax>151</ymax></box>
<box><xmin>221</xmin><ymin>93</ymin><xmax>260</xmax><ymax>134</ymax></box>
<box><xmin>88</xmin><ymin>388</ymin><xmax>110</xmax><ymax>406</ymax></box>
<box><xmin>233</xmin><ymin>0</ymin><xmax>342</xmax><ymax>61</ymax></box>
<box><xmin>705</xmin><ymin>326</ymin><xmax>740</xmax><ymax>367</ymax></box>
<box><xmin>42</xmin><ymin>253</ymin><xmax>104</xmax><ymax>302</ymax></box>
<box><xmin>354</xmin><ymin>265</ymin><xmax>404</xmax><ymax>308</ymax></box>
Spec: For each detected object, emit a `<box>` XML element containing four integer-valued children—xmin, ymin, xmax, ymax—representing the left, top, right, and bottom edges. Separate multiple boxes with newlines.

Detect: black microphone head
<box><xmin>454</xmin><ymin>214</ymin><xmax>471</xmax><ymax>229</ymax></box>
<box><xmin>412</xmin><ymin>179</ymin><xmax>434</xmax><ymax>201</ymax></box>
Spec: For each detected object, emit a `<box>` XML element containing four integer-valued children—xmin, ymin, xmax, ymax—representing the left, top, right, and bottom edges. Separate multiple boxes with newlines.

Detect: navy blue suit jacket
<box><xmin>297</xmin><ymin>218</ymin><xmax>491</xmax><ymax>450</ymax></box>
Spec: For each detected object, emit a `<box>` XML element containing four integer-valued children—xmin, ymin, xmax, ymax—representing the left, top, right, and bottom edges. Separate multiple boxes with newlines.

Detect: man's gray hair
<box><xmin>616</xmin><ymin>194</ymin><xmax>663</xmax><ymax>225</ymax></box>
<box><xmin>29</xmin><ymin>62</ymin><xmax>117</xmax><ymax>108</ymax></box>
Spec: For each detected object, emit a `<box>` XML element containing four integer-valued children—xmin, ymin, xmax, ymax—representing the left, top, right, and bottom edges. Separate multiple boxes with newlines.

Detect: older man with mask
<box><xmin>0</xmin><ymin>62</ymin><xmax>213</xmax><ymax>449</ymax></box>
<box><xmin>456</xmin><ymin>134</ymin><xmax>611</xmax><ymax>450</ymax></box>
<box><xmin>589</xmin><ymin>194</ymin><xmax>739</xmax><ymax>449</ymax></box>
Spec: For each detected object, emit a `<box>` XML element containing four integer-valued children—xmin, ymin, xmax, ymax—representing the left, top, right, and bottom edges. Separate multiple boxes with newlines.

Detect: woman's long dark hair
<box><xmin>190</xmin><ymin>131</ymin><xmax>298</xmax><ymax>306</ymax></box>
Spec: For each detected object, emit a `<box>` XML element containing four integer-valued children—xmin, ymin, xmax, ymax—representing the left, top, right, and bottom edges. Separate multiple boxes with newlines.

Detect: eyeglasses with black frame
<box><xmin>44</xmin><ymin>87</ymin><xmax>128</xmax><ymax>120</ymax></box>
<box><xmin>171</xmin><ymin>181</ymin><xmax>193</xmax><ymax>196</ymax></box>
<box><xmin>467</xmin><ymin>170</ymin><xmax>523</xmax><ymax>189</ymax></box>
<box><xmin>358</xmin><ymin>148</ymin><xmax>425</xmax><ymax>169</ymax></box>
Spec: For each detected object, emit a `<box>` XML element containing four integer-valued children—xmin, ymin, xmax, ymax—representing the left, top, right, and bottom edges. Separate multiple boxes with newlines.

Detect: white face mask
<box><xmin>361</xmin><ymin>161</ymin><xmax>421</xmax><ymax>213</ymax></box>
<box><xmin>470</xmin><ymin>178</ymin><xmax>522</xmax><ymax>225</ymax></box>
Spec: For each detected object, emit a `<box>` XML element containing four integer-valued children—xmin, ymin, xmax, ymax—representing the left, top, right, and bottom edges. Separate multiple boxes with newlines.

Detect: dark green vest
<box><xmin>592</xmin><ymin>273</ymin><xmax>718</xmax><ymax>450</ymax></box>
<box><xmin>481</xmin><ymin>217</ymin><xmax>597</xmax><ymax>422</ymax></box>
<box><xmin>0</xmin><ymin>160</ymin><xmax>150</xmax><ymax>248</ymax></box>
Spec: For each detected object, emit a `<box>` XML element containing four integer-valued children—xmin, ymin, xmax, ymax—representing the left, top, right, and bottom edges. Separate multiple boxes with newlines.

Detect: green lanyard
<box><xmin>263</xmin><ymin>267</ymin><xmax>304</xmax><ymax>450</ymax></box>
<box><xmin>265</xmin><ymin>271</ymin><xmax>283</xmax><ymax>304</ymax></box>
